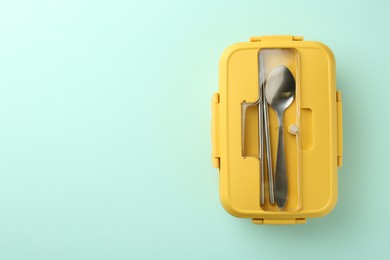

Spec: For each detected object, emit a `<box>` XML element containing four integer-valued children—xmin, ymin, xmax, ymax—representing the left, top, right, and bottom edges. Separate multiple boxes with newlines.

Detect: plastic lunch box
<box><xmin>211</xmin><ymin>35</ymin><xmax>343</xmax><ymax>224</ymax></box>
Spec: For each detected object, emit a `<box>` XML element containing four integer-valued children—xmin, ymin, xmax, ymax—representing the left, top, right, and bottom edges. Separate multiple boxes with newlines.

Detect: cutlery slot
<box><xmin>241</xmin><ymin>48</ymin><xmax>302</xmax><ymax>211</ymax></box>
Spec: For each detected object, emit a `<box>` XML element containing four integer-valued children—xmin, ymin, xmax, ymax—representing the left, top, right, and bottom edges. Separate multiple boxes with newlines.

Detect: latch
<box><xmin>336</xmin><ymin>90</ymin><xmax>343</xmax><ymax>167</ymax></box>
<box><xmin>252</xmin><ymin>218</ymin><xmax>307</xmax><ymax>225</ymax></box>
<box><xmin>250</xmin><ymin>35</ymin><xmax>303</xmax><ymax>42</ymax></box>
<box><xmin>211</xmin><ymin>93</ymin><xmax>220</xmax><ymax>169</ymax></box>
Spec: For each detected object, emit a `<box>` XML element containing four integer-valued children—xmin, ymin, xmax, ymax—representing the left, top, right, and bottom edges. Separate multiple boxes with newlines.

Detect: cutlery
<box><xmin>259</xmin><ymin>54</ymin><xmax>275</xmax><ymax>205</ymax></box>
<box><xmin>265</xmin><ymin>65</ymin><xmax>296</xmax><ymax>209</ymax></box>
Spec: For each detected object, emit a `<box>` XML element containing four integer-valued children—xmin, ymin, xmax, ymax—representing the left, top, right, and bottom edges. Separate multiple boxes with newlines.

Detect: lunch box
<box><xmin>211</xmin><ymin>35</ymin><xmax>343</xmax><ymax>224</ymax></box>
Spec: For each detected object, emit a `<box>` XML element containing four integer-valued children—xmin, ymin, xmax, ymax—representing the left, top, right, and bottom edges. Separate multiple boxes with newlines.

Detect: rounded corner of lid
<box><xmin>220</xmin><ymin>193</ymin><xmax>248</xmax><ymax>218</ymax></box>
<box><xmin>309</xmin><ymin>191</ymin><xmax>339</xmax><ymax>218</ymax></box>
<box><xmin>220</xmin><ymin>42</ymin><xmax>248</xmax><ymax>66</ymax></box>
<box><xmin>311</xmin><ymin>41</ymin><xmax>336</xmax><ymax>64</ymax></box>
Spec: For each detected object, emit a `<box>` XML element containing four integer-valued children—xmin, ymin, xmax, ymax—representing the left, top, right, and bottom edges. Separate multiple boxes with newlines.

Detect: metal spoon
<box><xmin>265</xmin><ymin>65</ymin><xmax>296</xmax><ymax>209</ymax></box>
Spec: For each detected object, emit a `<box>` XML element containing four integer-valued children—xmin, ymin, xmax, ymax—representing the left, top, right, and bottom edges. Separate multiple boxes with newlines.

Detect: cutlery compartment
<box><xmin>241</xmin><ymin>48</ymin><xmax>301</xmax><ymax>211</ymax></box>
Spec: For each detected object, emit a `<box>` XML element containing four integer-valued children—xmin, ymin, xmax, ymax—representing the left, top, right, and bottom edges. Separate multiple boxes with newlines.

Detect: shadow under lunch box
<box><xmin>211</xmin><ymin>35</ymin><xmax>343</xmax><ymax>224</ymax></box>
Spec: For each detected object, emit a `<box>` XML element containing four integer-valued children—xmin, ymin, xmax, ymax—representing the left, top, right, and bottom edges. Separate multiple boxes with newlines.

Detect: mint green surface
<box><xmin>0</xmin><ymin>0</ymin><xmax>388</xmax><ymax>259</ymax></box>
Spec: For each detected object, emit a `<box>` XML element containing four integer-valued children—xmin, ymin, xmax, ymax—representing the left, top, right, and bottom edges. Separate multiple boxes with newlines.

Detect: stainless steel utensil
<box><xmin>263</xmin><ymin>89</ymin><xmax>275</xmax><ymax>205</ymax></box>
<box><xmin>259</xmin><ymin>54</ymin><xmax>274</xmax><ymax>205</ymax></box>
<box><xmin>258</xmin><ymin>86</ymin><xmax>265</xmax><ymax>206</ymax></box>
<box><xmin>265</xmin><ymin>65</ymin><xmax>296</xmax><ymax>209</ymax></box>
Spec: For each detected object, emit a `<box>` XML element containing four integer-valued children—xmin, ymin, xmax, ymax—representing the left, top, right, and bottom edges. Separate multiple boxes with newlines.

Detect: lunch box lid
<box><xmin>211</xmin><ymin>35</ymin><xmax>343</xmax><ymax>224</ymax></box>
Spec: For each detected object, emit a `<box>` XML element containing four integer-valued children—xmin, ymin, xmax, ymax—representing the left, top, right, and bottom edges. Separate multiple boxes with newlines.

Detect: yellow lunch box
<box><xmin>211</xmin><ymin>35</ymin><xmax>343</xmax><ymax>224</ymax></box>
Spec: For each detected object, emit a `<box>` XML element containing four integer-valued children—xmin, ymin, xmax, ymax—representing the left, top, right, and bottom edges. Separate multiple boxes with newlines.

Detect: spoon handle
<box><xmin>275</xmin><ymin>113</ymin><xmax>288</xmax><ymax>209</ymax></box>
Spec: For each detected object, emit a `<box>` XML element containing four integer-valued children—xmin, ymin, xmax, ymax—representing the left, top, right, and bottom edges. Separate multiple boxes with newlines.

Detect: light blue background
<box><xmin>0</xmin><ymin>0</ymin><xmax>388</xmax><ymax>259</ymax></box>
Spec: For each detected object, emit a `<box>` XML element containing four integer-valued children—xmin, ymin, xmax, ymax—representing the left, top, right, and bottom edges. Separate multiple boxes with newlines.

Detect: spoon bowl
<box><xmin>266</xmin><ymin>66</ymin><xmax>296</xmax><ymax>114</ymax></box>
